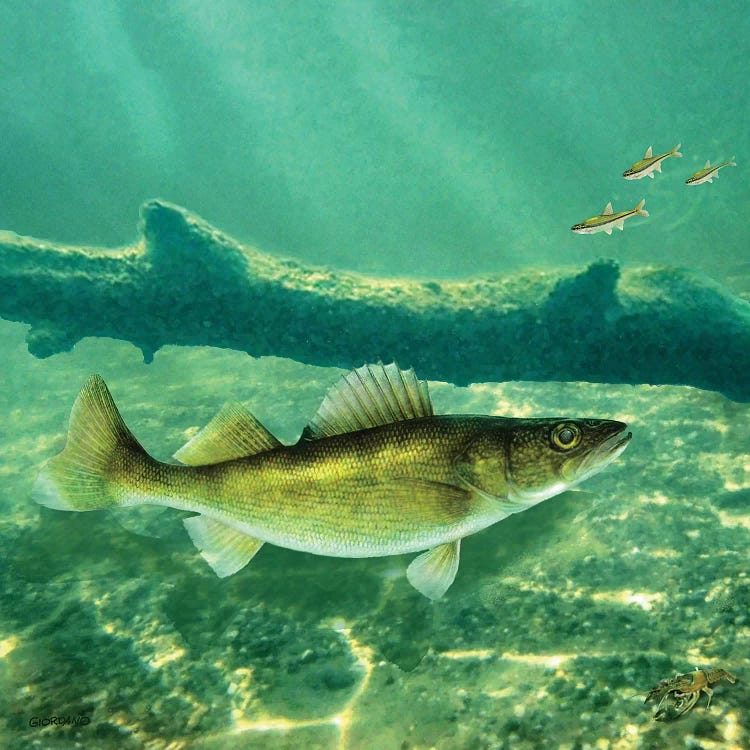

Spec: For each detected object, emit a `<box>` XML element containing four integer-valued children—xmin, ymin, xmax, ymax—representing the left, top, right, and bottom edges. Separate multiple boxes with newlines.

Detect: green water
<box><xmin>1</xmin><ymin>1</ymin><xmax>748</xmax><ymax>284</ymax></box>
<box><xmin>1</xmin><ymin>2</ymin><xmax>748</xmax><ymax>748</ymax></box>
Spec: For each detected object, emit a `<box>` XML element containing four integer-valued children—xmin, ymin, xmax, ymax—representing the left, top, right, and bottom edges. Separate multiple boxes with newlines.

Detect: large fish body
<box><xmin>33</xmin><ymin>364</ymin><xmax>631</xmax><ymax>599</ymax></box>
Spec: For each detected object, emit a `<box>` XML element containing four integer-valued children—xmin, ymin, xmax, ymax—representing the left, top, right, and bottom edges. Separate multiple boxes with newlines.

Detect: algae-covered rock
<box><xmin>1</xmin><ymin>200</ymin><xmax>749</xmax><ymax>400</ymax></box>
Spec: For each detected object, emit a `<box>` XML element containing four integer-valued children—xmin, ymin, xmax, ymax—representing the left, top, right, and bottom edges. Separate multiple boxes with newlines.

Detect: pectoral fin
<box><xmin>382</xmin><ymin>479</ymin><xmax>472</xmax><ymax>525</ymax></box>
<box><xmin>183</xmin><ymin>515</ymin><xmax>264</xmax><ymax>577</ymax></box>
<box><xmin>407</xmin><ymin>540</ymin><xmax>461</xmax><ymax>600</ymax></box>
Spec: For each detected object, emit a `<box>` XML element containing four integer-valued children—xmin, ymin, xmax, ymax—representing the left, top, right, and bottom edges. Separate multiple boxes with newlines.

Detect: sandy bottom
<box><xmin>1</xmin><ymin>319</ymin><xmax>747</xmax><ymax>750</ymax></box>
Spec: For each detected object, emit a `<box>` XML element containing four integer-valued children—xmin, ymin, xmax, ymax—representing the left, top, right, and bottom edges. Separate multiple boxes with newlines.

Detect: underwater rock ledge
<box><xmin>1</xmin><ymin>200</ymin><xmax>749</xmax><ymax>401</ymax></box>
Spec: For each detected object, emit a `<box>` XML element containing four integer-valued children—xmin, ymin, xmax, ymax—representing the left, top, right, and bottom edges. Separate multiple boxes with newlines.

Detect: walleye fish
<box><xmin>685</xmin><ymin>157</ymin><xmax>736</xmax><ymax>185</ymax></box>
<box><xmin>571</xmin><ymin>199</ymin><xmax>648</xmax><ymax>235</ymax></box>
<box><xmin>33</xmin><ymin>363</ymin><xmax>631</xmax><ymax>599</ymax></box>
<box><xmin>623</xmin><ymin>144</ymin><xmax>682</xmax><ymax>179</ymax></box>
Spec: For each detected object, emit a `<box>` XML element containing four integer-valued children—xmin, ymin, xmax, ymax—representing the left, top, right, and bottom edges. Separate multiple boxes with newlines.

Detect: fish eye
<box><xmin>551</xmin><ymin>422</ymin><xmax>581</xmax><ymax>450</ymax></box>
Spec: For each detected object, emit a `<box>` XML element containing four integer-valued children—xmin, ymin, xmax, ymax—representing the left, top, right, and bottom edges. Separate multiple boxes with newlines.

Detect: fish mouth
<box><xmin>601</xmin><ymin>427</ymin><xmax>632</xmax><ymax>458</ymax></box>
<box><xmin>570</xmin><ymin>423</ymin><xmax>631</xmax><ymax>482</ymax></box>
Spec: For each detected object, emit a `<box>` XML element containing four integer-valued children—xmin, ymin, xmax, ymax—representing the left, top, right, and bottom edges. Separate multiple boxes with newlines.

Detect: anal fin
<box><xmin>183</xmin><ymin>515</ymin><xmax>264</xmax><ymax>577</ymax></box>
<box><xmin>406</xmin><ymin>540</ymin><xmax>461</xmax><ymax>600</ymax></box>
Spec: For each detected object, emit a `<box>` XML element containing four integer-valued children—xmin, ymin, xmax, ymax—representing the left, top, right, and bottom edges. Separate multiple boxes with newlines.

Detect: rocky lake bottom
<box><xmin>0</xmin><ymin>320</ymin><xmax>747</xmax><ymax>750</ymax></box>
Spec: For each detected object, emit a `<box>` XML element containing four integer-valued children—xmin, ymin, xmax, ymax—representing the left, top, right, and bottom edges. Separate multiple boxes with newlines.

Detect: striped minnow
<box><xmin>686</xmin><ymin>157</ymin><xmax>736</xmax><ymax>185</ymax></box>
<box><xmin>571</xmin><ymin>199</ymin><xmax>648</xmax><ymax>235</ymax></box>
<box><xmin>33</xmin><ymin>363</ymin><xmax>631</xmax><ymax>599</ymax></box>
<box><xmin>623</xmin><ymin>144</ymin><xmax>682</xmax><ymax>180</ymax></box>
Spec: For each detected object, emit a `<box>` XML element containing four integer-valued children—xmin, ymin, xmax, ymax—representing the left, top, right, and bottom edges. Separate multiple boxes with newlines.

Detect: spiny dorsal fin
<box><xmin>302</xmin><ymin>362</ymin><xmax>433</xmax><ymax>440</ymax></box>
<box><xmin>644</xmin><ymin>146</ymin><xmax>653</xmax><ymax>158</ymax></box>
<box><xmin>174</xmin><ymin>402</ymin><xmax>280</xmax><ymax>465</ymax></box>
<box><xmin>602</xmin><ymin>202</ymin><xmax>613</xmax><ymax>215</ymax></box>
<box><xmin>704</xmin><ymin>159</ymin><xmax>711</xmax><ymax>169</ymax></box>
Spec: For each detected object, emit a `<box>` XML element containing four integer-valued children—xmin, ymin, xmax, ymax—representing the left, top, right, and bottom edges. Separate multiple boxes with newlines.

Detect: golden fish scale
<box><xmin>110</xmin><ymin>416</ymin><xmax>502</xmax><ymax>557</ymax></box>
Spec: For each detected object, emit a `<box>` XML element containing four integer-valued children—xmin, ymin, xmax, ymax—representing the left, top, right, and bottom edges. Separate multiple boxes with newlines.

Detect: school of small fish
<box><xmin>571</xmin><ymin>144</ymin><xmax>736</xmax><ymax>234</ymax></box>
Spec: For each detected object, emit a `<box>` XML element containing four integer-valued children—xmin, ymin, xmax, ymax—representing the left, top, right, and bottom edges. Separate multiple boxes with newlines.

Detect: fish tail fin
<box><xmin>728</xmin><ymin>156</ymin><xmax>737</xmax><ymax>167</ymax></box>
<box><xmin>635</xmin><ymin>198</ymin><xmax>649</xmax><ymax>217</ymax></box>
<box><xmin>671</xmin><ymin>143</ymin><xmax>683</xmax><ymax>158</ymax></box>
<box><xmin>33</xmin><ymin>376</ymin><xmax>150</xmax><ymax>512</ymax></box>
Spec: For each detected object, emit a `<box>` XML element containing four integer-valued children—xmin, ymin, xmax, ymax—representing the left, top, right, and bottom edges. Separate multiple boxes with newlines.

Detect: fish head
<box><xmin>456</xmin><ymin>417</ymin><xmax>631</xmax><ymax>512</ymax></box>
<box><xmin>506</xmin><ymin>418</ymin><xmax>630</xmax><ymax>506</ymax></box>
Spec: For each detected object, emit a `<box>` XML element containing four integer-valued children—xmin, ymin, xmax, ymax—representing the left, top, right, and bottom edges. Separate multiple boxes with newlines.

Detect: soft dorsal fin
<box><xmin>302</xmin><ymin>362</ymin><xmax>433</xmax><ymax>440</ymax></box>
<box><xmin>174</xmin><ymin>402</ymin><xmax>280</xmax><ymax>465</ymax></box>
<box><xmin>602</xmin><ymin>202</ymin><xmax>613</xmax><ymax>215</ymax></box>
<box><xmin>644</xmin><ymin>146</ymin><xmax>653</xmax><ymax>158</ymax></box>
<box><xmin>704</xmin><ymin>159</ymin><xmax>711</xmax><ymax>169</ymax></box>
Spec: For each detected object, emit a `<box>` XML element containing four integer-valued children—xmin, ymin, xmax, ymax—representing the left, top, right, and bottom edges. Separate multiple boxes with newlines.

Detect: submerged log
<box><xmin>1</xmin><ymin>200</ymin><xmax>748</xmax><ymax>401</ymax></box>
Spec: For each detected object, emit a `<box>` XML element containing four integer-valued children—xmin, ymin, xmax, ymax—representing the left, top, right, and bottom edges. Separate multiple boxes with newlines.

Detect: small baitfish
<box><xmin>685</xmin><ymin>157</ymin><xmax>736</xmax><ymax>185</ymax></box>
<box><xmin>623</xmin><ymin>144</ymin><xmax>682</xmax><ymax>179</ymax></box>
<box><xmin>33</xmin><ymin>363</ymin><xmax>631</xmax><ymax>599</ymax></box>
<box><xmin>571</xmin><ymin>199</ymin><xmax>648</xmax><ymax>235</ymax></box>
